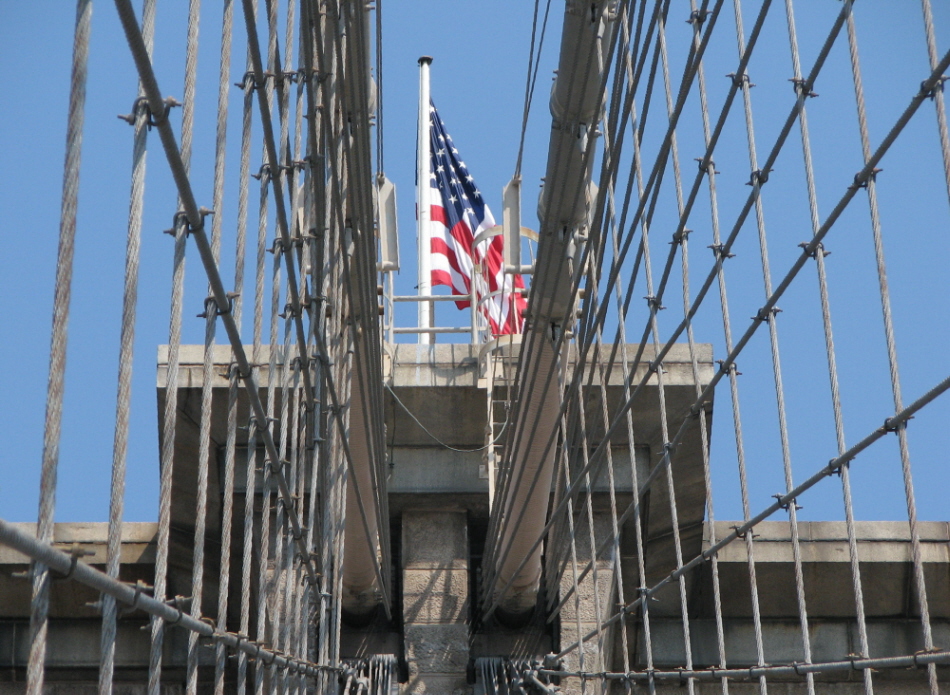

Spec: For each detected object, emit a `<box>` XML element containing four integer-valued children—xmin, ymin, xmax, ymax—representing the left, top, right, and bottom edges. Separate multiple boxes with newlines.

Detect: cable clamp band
<box><xmin>708</xmin><ymin>243</ymin><xmax>734</xmax><ymax>260</ymax></box>
<box><xmin>670</xmin><ymin>228</ymin><xmax>691</xmax><ymax>245</ymax></box>
<box><xmin>128</xmin><ymin>579</ymin><xmax>153</xmax><ymax>609</ymax></box>
<box><xmin>850</xmin><ymin>167</ymin><xmax>882</xmax><ymax>190</ymax></box>
<box><xmin>716</xmin><ymin>359</ymin><xmax>740</xmax><ymax>377</ymax></box>
<box><xmin>165</xmin><ymin>595</ymin><xmax>190</xmax><ymax>625</ymax></box>
<box><xmin>278</xmin><ymin>302</ymin><xmax>301</xmax><ymax>319</ymax></box>
<box><xmin>687</xmin><ymin>8</ymin><xmax>710</xmax><ymax>24</ymax></box>
<box><xmin>233</xmin><ymin>71</ymin><xmax>258</xmax><ymax>91</ymax></box>
<box><xmin>117</xmin><ymin>95</ymin><xmax>151</xmax><ymax>125</ymax></box>
<box><xmin>882</xmin><ymin>416</ymin><xmax>909</xmax><ymax>434</ymax></box>
<box><xmin>752</xmin><ymin>306</ymin><xmax>781</xmax><ymax>323</ymax></box>
<box><xmin>727</xmin><ymin>72</ymin><xmax>755</xmax><ymax>89</ymax></box>
<box><xmin>198</xmin><ymin>292</ymin><xmax>236</xmax><ymax>318</ymax></box>
<box><xmin>163</xmin><ymin>211</ymin><xmax>189</xmax><ymax>237</ymax></box>
<box><xmin>251</xmin><ymin>163</ymin><xmax>272</xmax><ymax>182</ymax></box>
<box><xmin>798</xmin><ymin>241</ymin><xmax>830</xmax><ymax>259</ymax></box>
<box><xmin>789</xmin><ymin>77</ymin><xmax>818</xmax><ymax>98</ymax></box>
<box><xmin>920</xmin><ymin>75</ymin><xmax>948</xmax><ymax>100</ymax></box>
<box><xmin>746</xmin><ymin>168</ymin><xmax>773</xmax><ymax>187</ymax></box>
<box><xmin>268</xmin><ymin>236</ymin><xmax>287</xmax><ymax>254</ymax></box>
<box><xmin>731</xmin><ymin>524</ymin><xmax>757</xmax><ymax>541</ymax></box>
<box><xmin>773</xmin><ymin>493</ymin><xmax>802</xmax><ymax>512</ymax></box>
<box><xmin>644</xmin><ymin>295</ymin><xmax>665</xmax><ymax>312</ymax></box>
<box><xmin>145</xmin><ymin>96</ymin><xmax>181</xmax><ymax>129</ymax></box>
<box><xmin>56</xmin><ymin>543</ymin><xmax>95</xmax><ymax>580</ymax></box>
<box><xmin>695</xmin><ymin>156</ymin><xmax>719</xmax><ymax>175</ymax></box>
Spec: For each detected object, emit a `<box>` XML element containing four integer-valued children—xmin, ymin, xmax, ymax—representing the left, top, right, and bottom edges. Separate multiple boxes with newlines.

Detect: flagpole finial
<box><xmin>418</xmin><ymin>55</ymin><xmax>433</xmax><ymax>66</ymax></box>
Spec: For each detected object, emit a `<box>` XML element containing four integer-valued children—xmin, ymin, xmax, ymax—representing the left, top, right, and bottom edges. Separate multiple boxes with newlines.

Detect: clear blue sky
<box><xmin>1</xmin><ymin>2</ymin><xmax>948</xmax><ymax>526</ymax></box>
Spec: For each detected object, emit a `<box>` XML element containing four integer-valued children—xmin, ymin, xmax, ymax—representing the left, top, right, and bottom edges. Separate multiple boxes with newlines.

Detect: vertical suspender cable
<box><xmin>99</xmin><ymin>0</ymin><xmax>154</xmax><ymax>692</ymax></box>
<box><xmin>27</xmin><ymin>3</ymin><xmax>92</xmax><ymax>694</ymax></box>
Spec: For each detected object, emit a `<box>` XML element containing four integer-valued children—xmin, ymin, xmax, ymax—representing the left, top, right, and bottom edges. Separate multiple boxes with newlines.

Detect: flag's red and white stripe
<box><xmin>424</xmin><ymin>103</ymin><xmax>527</xmax><ymax>336</ymax></box>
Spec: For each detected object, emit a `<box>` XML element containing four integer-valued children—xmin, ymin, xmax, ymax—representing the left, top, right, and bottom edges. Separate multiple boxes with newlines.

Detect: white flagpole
<box><xmin>417</xmin><ymin>56</ymin><xmax>433</xmax><ymax>344</ymax></box>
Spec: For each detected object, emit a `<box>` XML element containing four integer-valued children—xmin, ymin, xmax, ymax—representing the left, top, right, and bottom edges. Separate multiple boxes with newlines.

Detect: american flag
<box><xmin>425</xmin><ymin>101</ymin><xmax>527</xmax><ymax>336</ymax></box>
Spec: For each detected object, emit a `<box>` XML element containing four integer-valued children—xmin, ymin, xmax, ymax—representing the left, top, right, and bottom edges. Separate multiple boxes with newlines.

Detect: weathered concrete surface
<box><xmin>0</xmin><ymin>523</ymin><xmax>157</xmax><ymax>620</ymax></box>
<box><xmin>403</xmin><ymin>512</ymin><xmax>471</xmax><ymax>695</ymax></box>
<box><xmin>559</xmin><ymin>513</ymin><xmax>616</xmax><ymax>695</ymax></box>
<box><xmin>694</xmin><ymin>521</ymin><xmax>950</xmax><ymax>619</ymax></box>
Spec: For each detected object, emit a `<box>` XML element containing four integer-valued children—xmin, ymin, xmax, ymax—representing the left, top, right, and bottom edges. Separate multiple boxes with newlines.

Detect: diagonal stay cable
<box><xmin>0</xmin><ymin>519</ymin><xmax>337</xmax><ymax>679</ymax></box>
<box><xmin>499</xmin><ymin>40</ymin><xmax>950</xmax><ymax>629</ymax></box>
<box><xmin>557</xmin><ymin>365</ymin><xmax>950</xmax><ymax>659</ymax></box>
<box><xmin>112</xmin><ymin>0</ymin><xmax>319</xmax><ymax>587</ymax></box>
<box><xmin>554</xmin><ymin>46</ymin><xmax>950</xmax><ymax>657</ymax></box>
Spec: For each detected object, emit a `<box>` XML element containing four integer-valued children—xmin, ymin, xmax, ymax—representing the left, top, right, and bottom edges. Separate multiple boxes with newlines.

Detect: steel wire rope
<box><xmin>573</xmin><ymin>338</ymin><xmax>611</xmax><ymax>680</ymax></box>
<box><xmin>555</xmin><ymin>383</ymin><xmax>590</xmax><ymax>678</ymax></box>
<box><xmin>578</xmin><ymin>7</ymin><xmax>655</xmax><ymax>686</ymax></box>
<box><xmin>651</xmin><ymin>11</ymin><xmax>700</xmax><ymax>691</ymax></box>
<box><xmin>772</xmin><ymin>0</ymin><xmax>873</xmax><ymax>695</ymax></box>
<box><xmin>147</xmin><ymin>0</ymin><xmax>201</xmax><ymax>689</ymax></box>
<box><xmin>483</xmin><ymin>0</ymin><xmax>728</xmax><ymax>621</ymax></box>
<box><xmin>844</xmin><ymin>10</ymin><xmax>940</xmax><ymax>693</ymax></box>
<box><xmin>557</xmin><ymin>368</ymin><xmax>950</xmax><ymax>661</ymax></box>
<box><xmin>384</xmin><ymin>384</ymin><xmax>510</xmax><ymax>453</ymax></box>
<box><xmin>920</xmin><ymin>0</ymin><xmax>950</xmax><ymax>209</ymax></box>
<box><xmin>0</xmin><ymin>520</ymin><xmax>340</xmax><ymax>678</ymax></box>
<box><xmin>514</xmin><ymin>0</ymin><xmax>553</xmax><ymax>178</ymax></box>
<box><xmin>313</xmin><ymin>6</ymin><xmax>394</xmax><ymax>615</ymax></box>
<box><xmin>539</xmin><ymin>647</ymin><xmax>950</xmax><ymax>682</ymax></box>
<box><xmin>681</xmin><ymin>2</ymin><xmax>729</xmax><ymax>689</ymax></box>
<box><xmin>542</xmin><ymin>2</ymin><xmax>654</xmax><ymax>603</ymax></box>
<box><xmin>99</xmin><ymin>1</ymin><xmax>154</xmax><ymax>692</ymax></box>
<box><xmin>288</xmin><ymin>0</ymin><xmax>390</xmax><ymax>613</ymax></box>
<box><xmin>512</xmin><ymin>3</ymin><xmax>721</xmax><ymax>560</ymax></box>
<box><xmin>524</xmin><ymin>42</ymin><xmax>950</xmax><ymax>655</ymax></box>
<box><xmin>481</xmin><ymin>0</ymin><xmax>633</xmax><ymax>609</ymax></box>
<box><xmin>113</xmin><ymin>0</ymin><xmax>324</xmax><ymax>623</ymax></box>
<box><xmin>332</xmin><ymin>0</ymin><xmax>393</xmax><ymax>601</ymax></box>
<box><xmin>236</xmin><ymin>24</ymin><xmax>257</xmax><ymax>695</ymax></box>
<box><xmin>212</xmin><ymin>3</ymin><xmax>240</xmax><ymax>693</ymax></box>
<box><xmin>187</xmin><ymin>1</ymin><xmax>235</xmax><ymax>692</ymax></box>
<box><xmin>731</xmin><ymin>0</ymin><xmax>817</xmax><ymax>689</ymax></box>
<box><xmin>27</xmin><ymin>2</ymin><xmax>91</xmax><ymax>693</ymax></box>
<box><xmin>781</xmin><ymin>1</ymin><xmax>873</xmax><ymax>692</ymax></box>
<box><xmin>481</xmin><ymin>0</ymin><xmax>630</xmax><ymax>567</ymax></box>
<box><xmin>555</xmin><ymin>0</ymin><xmax>847</xmax><ymax>601</ymax></box>
<box><xmin>544</xmin><ymin>0</ymin><xmax>670</xmax><ymax>650</ymax></box>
